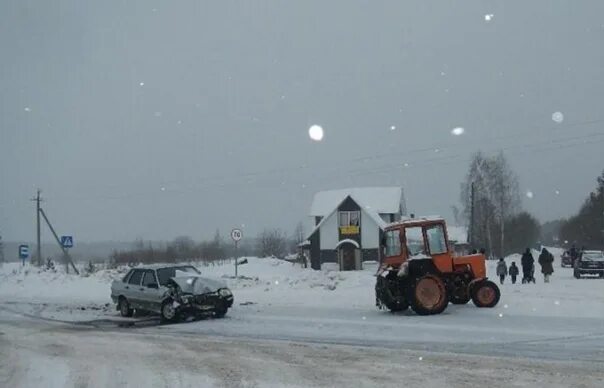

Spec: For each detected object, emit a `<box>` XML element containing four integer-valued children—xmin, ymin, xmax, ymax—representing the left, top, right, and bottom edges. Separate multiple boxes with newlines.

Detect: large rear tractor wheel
<box><xmin>409</xmin><ymin>274</ymin><xmax>449</xmax><ymax>315</ymax></box>
<box><xmin>471</xmin><ymin>280</ymin><xmax>500</xmax><ymax>308</ymax></box>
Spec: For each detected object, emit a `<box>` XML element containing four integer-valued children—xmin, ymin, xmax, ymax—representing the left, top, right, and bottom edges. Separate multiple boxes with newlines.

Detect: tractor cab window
<box><xmin>383</xmin><ymin>229</ymin><xmax>401</xmax><ymax>257</ymax></box>
<box><xmin>405</xmin><ymin>226</ymin><xmax>426</xmax><ymax>257</ymax></box>
<box><xmin>426</xmin><ymin>224</ymin><xmax>448</xmax><ymax>255</ymax></box>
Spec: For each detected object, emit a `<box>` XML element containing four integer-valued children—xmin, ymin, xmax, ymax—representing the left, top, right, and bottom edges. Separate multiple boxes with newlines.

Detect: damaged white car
<box><xmin>111</xmin><ymin>265</ymin><xmax>234</xmax><ymax>322</ymax></box>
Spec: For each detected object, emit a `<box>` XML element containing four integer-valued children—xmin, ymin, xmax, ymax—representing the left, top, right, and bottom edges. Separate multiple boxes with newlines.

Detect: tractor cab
<box><xmin>380</xmin><ymin>217</ymin><xmax>486</xmax><ymax>279</ymax></box>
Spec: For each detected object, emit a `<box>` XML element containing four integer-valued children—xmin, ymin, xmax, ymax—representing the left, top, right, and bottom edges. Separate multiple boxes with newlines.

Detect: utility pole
<box><xmin>468</xmin><ymin>182</ymin><xmax>475</xmax><ymax>248</ymax></box>
<box><xmin>39</xmin><ymin>208</ymin><xmax>79</xmax><ymax>275</ymax></box>
<box><xmin>32</xmin><ymin>190</ymin><xmax>42</xmax><ymax>266</ymax></box>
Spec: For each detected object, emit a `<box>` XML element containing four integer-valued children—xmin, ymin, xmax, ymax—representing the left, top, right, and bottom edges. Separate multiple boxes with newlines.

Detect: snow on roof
<box><xmin>310</xmin><ymin>187</ymin><xmax>402</xmax><ymax>216</ymax></box>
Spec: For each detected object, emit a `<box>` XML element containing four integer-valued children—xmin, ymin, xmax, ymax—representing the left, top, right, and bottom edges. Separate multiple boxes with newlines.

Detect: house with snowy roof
<box><xmin>306</xmin><ymin>187</ymin><xmax>406</xmax><ymax>270</ymax></box>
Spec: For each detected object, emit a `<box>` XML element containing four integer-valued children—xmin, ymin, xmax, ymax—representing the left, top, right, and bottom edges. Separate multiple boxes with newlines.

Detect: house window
<box><xmin>339</xmin><ymin>211</ymin><xmax>360</xmax><ymax>227</ymax></box>
<box><xmin>339</xmin><ymin>211</ymin><xmax>360</xmax><ymax>235</ymax></box>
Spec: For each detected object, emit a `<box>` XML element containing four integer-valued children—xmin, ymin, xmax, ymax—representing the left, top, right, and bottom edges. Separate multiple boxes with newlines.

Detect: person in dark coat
<box><xmin>538</xmin><ymin>248</ymin><xmax>554</xmax><ymax>283</ymax></box>
<box><xmin>570</xmin><ymin>244</ymin><xmax>578</xmax><ymax>267</ymax></box>
<box><xmin>496</xmin><ymin>258</ymin><xmax>508</xmax><ymax>284</ymax></box>
<box><xmin>521</xmin><ymin>248</ymin><xmax>535</xmax><ymax>284</ymax></box>
<box><xmin>509</xmin><ymin>262</ymin><xmax>519</xmax><ymax>284</ymax></box>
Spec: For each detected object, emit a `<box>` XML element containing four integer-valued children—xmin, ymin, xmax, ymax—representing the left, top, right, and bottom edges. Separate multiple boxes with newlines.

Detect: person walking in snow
<box><xmin>496</xmin><ymin>258</ymin><xmax>508</xmax><ymax>284</ymax></box>
<box><xmin>538</xmin><ymin>247</ymin><xmax>555</xmax><ymax>283</ymax></box>
<box><xmin>521</xmin><ymin>248</ymin><xmax>535</xmax><ymax>284</ymax></box>
<box><xmin>509</xmin><ymin>262</ymin><xmax>519</xmax><ymax>284</ymax></box>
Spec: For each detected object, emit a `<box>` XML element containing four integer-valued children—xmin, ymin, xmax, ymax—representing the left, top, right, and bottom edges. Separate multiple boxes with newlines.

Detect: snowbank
<box><xmin>2</xmin><ymin>249</ymin><xmax>604</xmax><ymax>322</ymax></box>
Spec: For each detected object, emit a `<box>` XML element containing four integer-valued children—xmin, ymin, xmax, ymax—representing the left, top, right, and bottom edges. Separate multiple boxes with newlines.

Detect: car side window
<box><xmin>142</xmin><ymin>271</ymin><xmax>157</xmax><ymax>287</ymax></box>
<box><xmin>122</xmin><ymin>269</ymin><xmax>134</xmax><ymax>283</ymax></box>
<box><xmin>128</xmin><ymin>270</ymin><xmax>143</xmax><ymax>285</ymax></box>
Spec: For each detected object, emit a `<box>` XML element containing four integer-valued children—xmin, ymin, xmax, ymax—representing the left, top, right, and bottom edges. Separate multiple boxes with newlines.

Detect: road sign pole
<box><xmin>235</xmin><ymin>240</ymin><xmax>239</xmax><ymax>278</ymax></box>
<box><xmin>231</xmin><ymin>228</ymin><xmax>242</xmax><ymax>278</ymax></box>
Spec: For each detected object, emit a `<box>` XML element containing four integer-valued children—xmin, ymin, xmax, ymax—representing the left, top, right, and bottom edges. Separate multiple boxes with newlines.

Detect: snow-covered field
<box><xmin>2</xmin><ymin>248</ymin><xmax>604</xmax><ymax>387</ymax></box>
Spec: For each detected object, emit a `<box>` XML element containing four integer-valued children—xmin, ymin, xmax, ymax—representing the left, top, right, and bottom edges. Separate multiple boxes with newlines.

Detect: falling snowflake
<box><xmin>275</xmin><ymin>280</ymin><xmax>279</xmax><ymax>285</ymax></box>
<box><xmin>308</xmin><ymin>125</ymin><xmax>324</xmax><ymax>141</ymax></box>
<box><xmin>362</xmin><ymin>316</ymin><xmax>366</xmax><ymax>320</ymax></box>
<box><xmin>451</xmin><ymin>127</ymin><xmax>465</xmax><ymax>136</ymax></box>
<box><xmin>440</xmin><ymin>71</ymin><xmax>446</xmax><ymax>76</ymax></box>
<box><xmin>526</xmin><ymin>191</ymin><xmax>534</xmax><ymax>199</ymax></box>
<box><xmin>280</xmin><ymin>95</ymin><xmax>286</xmax><ymax>100</ymax></box>
<box><xmin>403</xmin><ymin>163</ymin><xmax>410</xmax><ymax>167</ymax></box>
<box><xmin>552</xmin><ymin>111</ymin><xmax>564</xmax><ymax>123</ymax></box>
<box><xmin>434</xmin><ymin>148</ymin><xmax>440</xmax><ymax>153</ymax></box>
<box><xmin>503</xmin><ymin>304</ymin><xmax>508</xmax><ymax>309</ymax></box>
<box><xmin>24</xmin><ymin>107</ymin><xmax>31</xmax><ymax>112</ymax></box>
<box><xmin>554</xmin><ymin>300</ymin><xmax>560</xmax><ymax>305</ymax></box>
<box><xmin>418</xmin><ymin>357</ymin><xmax>423</xmax><ymax>361</ymax></box>
<box><xmin>177</xmin><ymin>120</ymin><xmax>182</xmax><ymax>125</ymax></box>
<box><xmin>498</xmin><ymin>313</ymin><xmax>504</xmax><ymax>318</ymax></box>
<box><xmin>160</xmin><ymin>187</ymin><xmax>166</xmax><ymax>191</ymax></box>
<box><xmin>139</xmin><ymin>82</ymin><xmax>145</xmax><ymax>86</ymax></box>
<box><xmin>390</xmin><ymin>125</ymin><xmax>396</xmax><ymax>131</ymax></box>
<box><xmin>154</xmin><ymin>111</ymin><xmax>162</xmax><ymax>117</ymax></box>
<box><xmin>485</xmin><ymin>14</ymin><xmax>494</xmax><ymax>22</ymax></box>
<box><xmin>301</xmin><ymin>184</ymin><xmax>307</xmax><ymax>189</ymax></box>
<box><xmin>555</xmin><ymin>190</ymin><xmax>560</xmax><ymax>195</ymax></box>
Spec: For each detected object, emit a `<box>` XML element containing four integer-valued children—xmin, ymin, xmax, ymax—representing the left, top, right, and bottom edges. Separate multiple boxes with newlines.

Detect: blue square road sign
<box><xmin>60</xmin><ymin>236</ymin><xmax>73</xmax><ymax>248</ymax></box>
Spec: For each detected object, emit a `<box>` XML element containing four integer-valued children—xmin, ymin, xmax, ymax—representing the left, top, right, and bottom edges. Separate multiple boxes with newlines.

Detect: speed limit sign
<box><xmin>231</xmin><ymin>228</ymin><xmax>243</xmax><ymax>242</ymax></box>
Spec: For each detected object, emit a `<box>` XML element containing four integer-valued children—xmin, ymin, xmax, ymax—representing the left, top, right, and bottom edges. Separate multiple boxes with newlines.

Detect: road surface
<box><xmin>1</xmin><ymin>305</ymin><xmax>603</xmax><ymax>387</ymax></box>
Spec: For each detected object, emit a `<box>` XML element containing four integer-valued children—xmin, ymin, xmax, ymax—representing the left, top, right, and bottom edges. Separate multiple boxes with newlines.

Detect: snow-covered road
<box><xmin>1</xmin><ymin>309</ymin><xmax>603</xmax><ymax>388</ymax></box>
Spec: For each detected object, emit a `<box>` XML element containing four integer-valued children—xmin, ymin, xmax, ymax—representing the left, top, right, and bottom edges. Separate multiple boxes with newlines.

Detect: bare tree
<box><xmin>460</xmin><ymin>151</ymin><xmax>521</xmax><ymax>256</ymax></box>
<box><xmin>490</xmin><ymin>152</ymin><xmax>520</xmax><ymax>257</ymax></box>
<box><xmin>258</xmin><ymin>228</ymin><xmax>287</xmax><ymax>258</ymax></box>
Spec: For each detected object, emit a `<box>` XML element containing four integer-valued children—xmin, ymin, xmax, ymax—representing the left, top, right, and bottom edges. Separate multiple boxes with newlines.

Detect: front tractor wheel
<box><xmin>471</xmin><ymin>280</ymin><xmax>500</xmax><ymax>308</ymax></box>
<box><xmin>409</xmin><ymin>274</ymin><xmax>449</xmax><ymax>316</ymax></box>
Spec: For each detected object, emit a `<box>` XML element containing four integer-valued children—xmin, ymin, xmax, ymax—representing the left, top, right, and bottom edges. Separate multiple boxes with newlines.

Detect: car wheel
<box><xmin>160</xmin><ymin>300</ymin><xmax>178</xmax><ymax>323</ymax></box>
<box><xmin>214</xmin><ymin>302</ymin><xmax>229</xmax><ymax>318</ymax></box>
<box><xmin>118</xmin><ymin>297</ymin><xmax>133</xmax><ymax>318</ymax></box>
<box><xmin>574</xmin><ymin>271</ymin><xmax>581</xmax><ymax>279</ymax></box>
<box><xmin>471</xmin><ymin>280</ymin><xmax>500</xmax><ymax>308</ymax></box>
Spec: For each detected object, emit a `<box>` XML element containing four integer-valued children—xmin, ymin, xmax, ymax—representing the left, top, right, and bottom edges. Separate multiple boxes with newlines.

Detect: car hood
<box><xmin>171</xmin><ymin>273</ymin><xmax>228</xmax><ymax>295</ymax></box>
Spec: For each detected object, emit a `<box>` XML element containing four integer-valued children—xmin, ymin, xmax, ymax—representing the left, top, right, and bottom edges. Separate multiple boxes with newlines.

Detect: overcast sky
<box><xmin>1</xmin><ymin>0</ymin><xmax>603</xmax><ymax>243</ymax></box>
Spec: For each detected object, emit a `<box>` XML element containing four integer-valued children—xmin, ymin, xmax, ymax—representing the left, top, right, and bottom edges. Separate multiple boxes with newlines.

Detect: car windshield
<box><xmin>156</xmin><ymin>266</ymin><xmax>201</xmax><ymax>286</ymax></box>
<box><xmin>582</xmin><ymin>252</ymin><xmax>604</xmax><ymax>261</ymax></box>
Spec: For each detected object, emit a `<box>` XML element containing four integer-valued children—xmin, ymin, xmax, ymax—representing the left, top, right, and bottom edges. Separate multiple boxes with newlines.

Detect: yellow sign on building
<box><xmin>340</xmin><ymin>225</ymin><xmax>360</xmax><ymax>235</ymax></box>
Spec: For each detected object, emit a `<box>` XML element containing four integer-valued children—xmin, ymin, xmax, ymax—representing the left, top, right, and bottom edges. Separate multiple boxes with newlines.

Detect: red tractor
<box><xmin>375</xmin><ymin>217</ymin><xmax>500</xmax><ymax>315</ymax></box>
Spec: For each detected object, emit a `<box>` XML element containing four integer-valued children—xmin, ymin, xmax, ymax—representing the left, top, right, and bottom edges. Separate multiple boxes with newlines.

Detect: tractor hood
<box><xmin>171</xmin><ymin>271</ymin><xmax>228</xmax><ymax>295</ymax></box>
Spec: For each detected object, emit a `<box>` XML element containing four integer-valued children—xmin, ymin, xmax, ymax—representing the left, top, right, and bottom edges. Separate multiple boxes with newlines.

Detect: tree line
<box><xmin>557</xmin><ymin>171</ymin><xmax>604</xmax><ymax>249</ymax></box>
<box><xmin>108</xmin><ymin>225</ymin><xmax>305</xmax><ymax>266</ymax></box>
<box><xmin>459</xmin><ymin>151</ymin><xmax>603</xmax><ymax>255</ymax></box>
